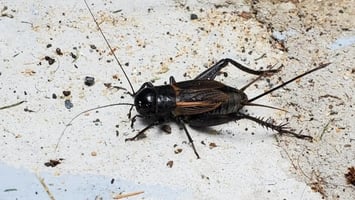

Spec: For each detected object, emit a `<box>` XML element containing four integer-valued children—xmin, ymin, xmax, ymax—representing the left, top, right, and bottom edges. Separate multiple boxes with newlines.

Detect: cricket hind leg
<box><xmin>236</xmin><ymin>113</ymin><xmax>313</xmax><ymax>140</ymax></box>
<box><xmin>186</xmin><ymin>113</ymin><xmax>312</xmax><ymax>140</ymax></box>
<box><xmin>186</xmin><ymin>114</ymin><xmax>238</xmax><ymax>127</ymax></box>
<box><xmin>194</xmin><ymin>58</ymin><xmax>281</xmax><ymax>80</ymax></box>
<box><xmin>239</xmin><ymin>63</ymin><xmax>281</xmax><ymax>91</ymax></box>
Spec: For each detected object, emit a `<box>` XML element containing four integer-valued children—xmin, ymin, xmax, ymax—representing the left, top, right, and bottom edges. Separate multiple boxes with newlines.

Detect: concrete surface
<box><xmin>0</xmin><ymin>0</ymin><xmax>354</xmax><ymax>199</ymax></box>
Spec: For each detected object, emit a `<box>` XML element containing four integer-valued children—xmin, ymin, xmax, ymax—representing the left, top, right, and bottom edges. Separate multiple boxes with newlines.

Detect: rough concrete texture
<box><xmin>0</xmin><ymin>0</ymin><xmax>354</xmax><ymax>199</ymax></box>
<box><xmin>251</xmin><ymin>0</ymin><xmax>355</xmax><ymax>199</ymax></box>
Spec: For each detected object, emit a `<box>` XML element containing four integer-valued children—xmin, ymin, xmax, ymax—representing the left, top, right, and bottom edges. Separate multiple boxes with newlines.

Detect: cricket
<box><xmin>56</xmin><ymin>0</ymin><xmax>330</xmax><ymax>159</ymax></box>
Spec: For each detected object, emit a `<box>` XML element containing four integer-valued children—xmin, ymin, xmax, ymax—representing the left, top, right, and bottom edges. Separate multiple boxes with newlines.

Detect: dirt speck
<box><xmin>166</xmin><ymin>160</ymin><xmax>173</xmax><ymax>168</ymax></box>
<box><xmin>44</xmin><ymin>159</ymin><xmax>63</xmax><ymax>167</ymax></box>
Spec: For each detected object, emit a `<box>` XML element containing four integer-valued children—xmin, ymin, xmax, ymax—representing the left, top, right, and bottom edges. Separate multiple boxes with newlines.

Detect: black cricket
<box><xmin>57</xmin><ymin>0</ymin><xmax>330</xmax><ymax>158</ymax></box>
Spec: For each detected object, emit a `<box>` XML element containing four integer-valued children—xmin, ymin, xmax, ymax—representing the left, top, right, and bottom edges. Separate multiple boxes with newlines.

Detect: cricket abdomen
<box><xmin>208</xmin><ymin>89</ymin><xmax>248</xmax><ymax>115</ymax></box>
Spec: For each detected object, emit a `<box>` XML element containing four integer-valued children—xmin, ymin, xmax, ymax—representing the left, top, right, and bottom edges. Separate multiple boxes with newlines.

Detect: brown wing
<box><xmin>173</xmin><ymin>85</ymin><xmax>230</xmax><ymax>116</ymax></box>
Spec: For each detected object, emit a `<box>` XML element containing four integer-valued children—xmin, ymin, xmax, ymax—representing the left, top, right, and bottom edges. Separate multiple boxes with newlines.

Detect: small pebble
<box><xmin>64</xmin><ymin>99</ymin><xmax>73</xmax><ymax>109</ymax></box>
<box><xmin>62</xmin><ymin>90</ymin><xmax>71</xmax><ymax>96</ymax></box>
<box><xmin>84</xmin><ymin>76</ymin><xmax>95</xmax><ymax>86</ymax></box>
<box><xmin>166</xmin><ymin>160</ymin><xmax>173</xmax><ymax>168</ymax></box>
<box><xmin>190</xmin><ymin>13</ymin><xmax>198</xmax><ymax>20</ymax></box>
<box><xmin>56</xmin><ymin>48</ymin><xmax>63</xmax><ymax>55</ymax></box>
<box><xmin>161</xmin><ymin>124</ymin><xmax>172</xmax><ymax>134</ymax></box>
<box><xmin>44</xmin><ymin>56</ymin><xmax>55</xmax><ymax>65</ymax></box>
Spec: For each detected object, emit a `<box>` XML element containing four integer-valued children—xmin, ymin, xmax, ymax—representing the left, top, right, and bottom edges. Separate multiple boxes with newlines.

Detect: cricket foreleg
<box><xmin>130</xmin><ymin>115</ymin><xmax>143</xmax><ymax>128</ymax></box>
<box><xmin>125</xmin><ymin>121</ymin><xmax>160</xmax><ymax>141</ymax></box>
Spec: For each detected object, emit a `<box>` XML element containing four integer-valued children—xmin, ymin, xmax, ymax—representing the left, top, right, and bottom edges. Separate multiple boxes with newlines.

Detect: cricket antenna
<box><xmin>55</xmin><ymin>103</ymin><xmax>134</xmax><ymax>151</ymax></box>
<box><xmin>84</xmin><ymin>0</ymin><xmax>135</xmax><ymax>94</ymax></box>
<box><xmin>248</xmin><ymin>62</ymin><xmax>331</xmax><ymax>103</ymax></box>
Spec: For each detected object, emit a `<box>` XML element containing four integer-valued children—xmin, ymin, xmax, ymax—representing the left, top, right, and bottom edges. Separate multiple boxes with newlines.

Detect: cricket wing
<box><xmin>174</xmin><ymin>88</ymin><xmax>229</xmax><ymax>116</ymax></box>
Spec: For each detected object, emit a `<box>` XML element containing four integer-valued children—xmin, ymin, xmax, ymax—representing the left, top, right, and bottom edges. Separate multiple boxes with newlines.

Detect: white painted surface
<box><xmin>1</xmin><ymin>0</ymin><xmax>354</xmax><ymax>199</ymax></box>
